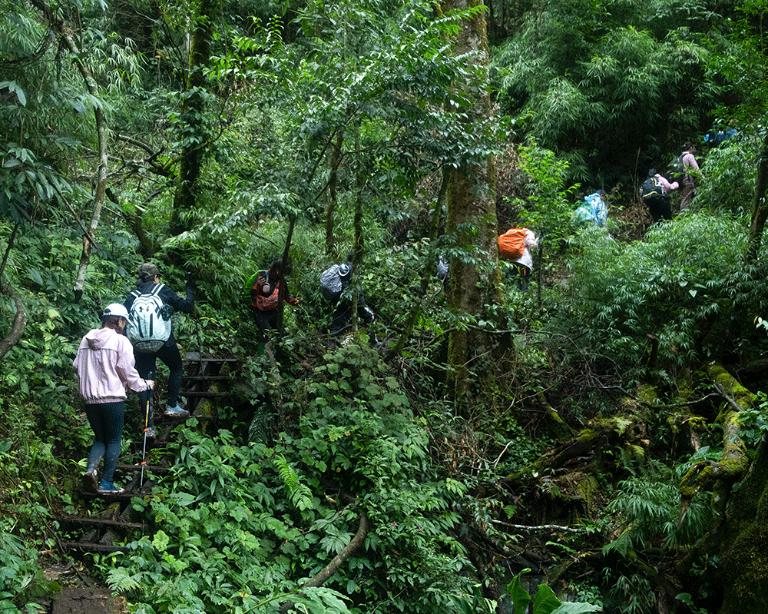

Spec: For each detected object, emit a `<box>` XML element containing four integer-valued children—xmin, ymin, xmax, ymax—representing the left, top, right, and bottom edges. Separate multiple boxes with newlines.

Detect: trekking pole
<box><xmin>140</xmin><ymin>370</ymin><xmax>154</xmax><ymax>490</ymax></box>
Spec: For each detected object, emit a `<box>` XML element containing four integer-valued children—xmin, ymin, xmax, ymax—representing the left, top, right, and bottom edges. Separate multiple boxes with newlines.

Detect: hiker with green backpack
<box><xmin>639</xmin><ymin>169</ymin><xmax>678</xmax><ymax>223</ymax></box>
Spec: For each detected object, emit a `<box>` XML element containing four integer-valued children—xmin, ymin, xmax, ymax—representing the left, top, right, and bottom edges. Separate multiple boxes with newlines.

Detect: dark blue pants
<box><xmin>85</xmin><ymin>402</ymin><xmax>125</xmax><ymax>483</ymax></box>
<box><xmin>135</xmin><ymin>340</ymin><xmax>183</xmax><ymax>415</ymax></box>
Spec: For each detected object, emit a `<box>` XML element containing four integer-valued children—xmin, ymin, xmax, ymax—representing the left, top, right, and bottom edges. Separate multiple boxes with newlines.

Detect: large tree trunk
<box><xmin>442</xmin><ymin>0</ymin><xmax>499</xmax><ymax>401</ymax></box>
<box><xmin>0</xmin><ymin>282</ymin><xmax>26</xmax><ymax>361</ymax></box>
<box><xmin>30</xmin><ymin>0</ymin><xmax>109</xmax><ymax>300</ymax></box>
<box><xmin>0</xmin><ymin>226</ymin><xmax>25</xmax><ymax>360</ymax></box>
<box><xmin>746</xmin><ymin>129</ymin><xmax>768</xmax><ymax>261</ymax></box>
<box><xmin>350</xmin><ymin>126</ymin><xmax>364</xmax><ymax>333</ymax></box>
<box><xmin>325</xmin><ymin>131</ymin><xmax>344</xmax><ymax>256</ymax></box>
<box><xmin>169</xmin><ymin>0</ymin><xmax>221</xmax><ymax>236</ymax></box>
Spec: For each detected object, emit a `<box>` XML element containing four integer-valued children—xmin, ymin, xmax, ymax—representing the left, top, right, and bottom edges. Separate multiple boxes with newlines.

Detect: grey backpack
<box><xmin>320</xmin><ymin>264</ymin><xmax>350</xmax><ymax>302</ymax></box>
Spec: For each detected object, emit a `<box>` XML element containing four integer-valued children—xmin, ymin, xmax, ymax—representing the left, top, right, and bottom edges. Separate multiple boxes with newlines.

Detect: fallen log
<box><xmin>679</xmin><ymin>364</ymin><xmax>753</xmax><ymax>499</ymax></box>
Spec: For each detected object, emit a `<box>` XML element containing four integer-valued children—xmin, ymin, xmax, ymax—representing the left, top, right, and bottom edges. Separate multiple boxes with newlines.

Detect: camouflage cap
<box><xmin>138</xmin><ymin>262</ymin><xmax>160</xmax><ymax>280</ymax></box>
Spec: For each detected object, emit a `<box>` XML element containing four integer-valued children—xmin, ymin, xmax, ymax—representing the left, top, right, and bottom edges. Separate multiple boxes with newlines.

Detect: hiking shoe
<box><xmin>144</xmin><ymin>426</ymin><xmax>157</xmax><ymax>439</ymax></box>
<box><xmin>164</xmin><ymin>405</ymin><xmax>189</xmax><ymax>418</ymax></box>
<box><xmin>97</xmin><ymin>481</ymin><xmax>126</xmax><ymax>495</ymax></box>
<box><xmin>81</xmin><ymin>469</ymin><xmax>98</xmax><ymax>493</ymax></box>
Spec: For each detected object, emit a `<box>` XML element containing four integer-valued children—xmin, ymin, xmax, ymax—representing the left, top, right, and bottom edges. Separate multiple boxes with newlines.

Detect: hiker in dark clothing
<box><xmin>124</xmin><ymin>262</ymin><xmax>194</xmax><ymax>435</ymax></box>
<box><xmin>641</xmin><ymin>169</ymin><xmax>678</xmax><ymax>223</ymax></box>
<box><xmin>320</xmin><ymin>261</ymin><xmax>375</xmax><ymax>336</ymax></box>
<box><xmin>250</xmin><ymin>260</ymin><xmax>300</xmax><ymax>345</ymax></box>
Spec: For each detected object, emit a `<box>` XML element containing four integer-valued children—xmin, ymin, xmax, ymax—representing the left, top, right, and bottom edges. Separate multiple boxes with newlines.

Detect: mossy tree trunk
<box><xmin>441</xmin><ymin>0</ymin><xmax>500</xmax><ymax>402</ymax></box>
<box><xmin>746</xmin><ymin>129</ymin><xmax>768</xmax><ymax>261</ymax></box>
<box><xmin>719</xmin><ymin>437</ymin><xmax>768</xmax><ymax>612</ymax></box>
<box><xmin>170</xmin><ymin>0</ymin><xmax>222</xmax><ymax>236</ymax></box>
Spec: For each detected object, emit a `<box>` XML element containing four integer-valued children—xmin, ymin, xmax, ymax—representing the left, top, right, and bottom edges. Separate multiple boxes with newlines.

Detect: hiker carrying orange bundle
<box><xmin>497</xmin><ymin>227</ymin><xmax>538</xmax><ymax>291</ymax></box>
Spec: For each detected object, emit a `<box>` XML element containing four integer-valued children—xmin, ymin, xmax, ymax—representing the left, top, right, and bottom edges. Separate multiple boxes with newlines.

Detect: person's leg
<box><xmin>134</xmin><ymin>351</ymin><xmax>157</xmax><ymax>427</ymax></box>
<box><xmin>85</xmin><ymin>404</ymin><xmax>106</xmax><ymax>473</ymax></box>
<box><xmin>330</xmin><ymin>301</ymin><xmax>351</xmax><ymax>335</ymax></box>
<box><xmin>253</xmin><ymin>311</ymin><xmax>270</xmax><ymax>354</ymax></box>
<box><xmin>157</xmin><ymin>341</ymin><xmax>183</xmax><ymax>408</ymax></box>
<box><xmin>99</xmin><ymin>402</ymin><xmax>125</xmax><ymax>486</ymax></box>
<box><xmin>517</xmin><ymin>264</ymin><xmax>531</xmax><ymax>292</ymax></box>
<box><xmin>659</xmin><ymin>196</ymin><xmax>672</xmax><ymax>221</ymax></box>
<box><xmin>646</xmin><ymin>198</ymin><xmax>662</xmax><ymax>223</ymax></box>
<box><xmin>680</xmin><ymin>177</ymin><xmax>695</xmax><ymax>210</ymax></box>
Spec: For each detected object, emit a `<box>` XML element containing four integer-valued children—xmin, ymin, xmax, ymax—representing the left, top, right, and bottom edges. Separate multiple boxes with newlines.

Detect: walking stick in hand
<box><xmin>140</xmin><ymin>371</ymin><xmax>154</xmax><ymax>490</ymax></box>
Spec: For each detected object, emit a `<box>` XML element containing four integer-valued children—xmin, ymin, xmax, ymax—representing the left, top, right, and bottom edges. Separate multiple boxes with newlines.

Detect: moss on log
<box><xmin>679</xmin><ymin>364</ymin><xmax>753</xmax><ymax>498</ymax></box>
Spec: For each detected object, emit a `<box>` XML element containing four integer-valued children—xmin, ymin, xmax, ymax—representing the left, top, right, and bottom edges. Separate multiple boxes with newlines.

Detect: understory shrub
<box><xmin>106</xmin><ymin>343</ymin><xmax>488</xmax><ymax>613</ymax></box>
<box><xmin>554</xmin><ymin>212</ymin><xmax>754</xmax><ymax>379</ymax></box>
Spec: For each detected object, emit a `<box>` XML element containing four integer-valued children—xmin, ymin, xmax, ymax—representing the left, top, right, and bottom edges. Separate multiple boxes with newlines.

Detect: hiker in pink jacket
<box><xmin>73</xmin><ymin>303</ymin><xmax>154</xmax><ymax>494</ymax></box>
<box><xmin>679</xmin><ymin>142</ymin><xmax>701</xmax><ymax>211</ymax></box>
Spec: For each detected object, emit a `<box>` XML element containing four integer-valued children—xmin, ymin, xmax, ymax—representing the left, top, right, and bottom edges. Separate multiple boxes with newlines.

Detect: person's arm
<box><xmin>525</xmin><ymin>230</ymin><xmax>539</xmax><ymax>249</ymax></box>
<box><xmin>124</xmin><ymin>290</ymin><xmax>137</xmax><ymax>312</ymax></box>
<box><xmin>282</xmin><ymin>278</ymin><xmax>300</xmax><ymax>306</ymax></box>
<box><xmin>656</xmin><ymin>175</ymin><xmax>677</xmax><ymax>192</ymax></box>
<box><xmin>160</xmin><ymin>282</ymin><xmax>194</xmax><ymax>314</ymax></box>
<box><xmin>115</xmin><ymin>338</ymin><xmax>153</xmax><ymax>392</ymax></box>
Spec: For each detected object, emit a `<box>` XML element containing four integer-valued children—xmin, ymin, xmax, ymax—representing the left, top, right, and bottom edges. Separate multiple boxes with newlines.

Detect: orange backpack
<box><xmin>497</xmin><ymin>228</ymin><xmax>527</xmax><ymax>260</ymax></box>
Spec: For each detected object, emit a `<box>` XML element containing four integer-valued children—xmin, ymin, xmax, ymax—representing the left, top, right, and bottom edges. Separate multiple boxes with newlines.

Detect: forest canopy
<box><xmin>1</xmin><ymin>0</ymin><xmax>768</xmax><ymax>612</ymax></box>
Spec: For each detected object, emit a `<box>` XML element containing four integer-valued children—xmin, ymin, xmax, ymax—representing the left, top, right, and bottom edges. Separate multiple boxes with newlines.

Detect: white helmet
<box><xmin>102</xmin><ymin>303</ymin><xmax>129</xmax><ymax>320</ymax></box>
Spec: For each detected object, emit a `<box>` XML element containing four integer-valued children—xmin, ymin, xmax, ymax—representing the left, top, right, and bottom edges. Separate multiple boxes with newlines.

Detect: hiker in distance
<box><xmin>74</xmin><ymin>303</ymin><xmax>154</xmax><ymax>495</ymax></box>
<box><xmin>640</xmin><ymin>169</ymin><xmax>679</xmax><ymax>223</ymax></box>
<box><xmin>497</xmin><ymin>227</ymin><xmax>538</xmax><ymax>291</ymax></box>
<box><xmin>124</xmin><ymin>262</ymin><xmax>195</xmax><ymax>437</ymax></box>
<box><xmin>320</xmin><ymin>260</ymin><xmax>375</xmax><ymax>336</ymax></box>
<box><xmin>249</xmin><ymin>259</ymin><xmax>301</xmax><ymax>350</ymax></box>
<box><xmin>679</xmin><ymin>142</ymin><xmax>702</xmax><ymax>211</ymax></box>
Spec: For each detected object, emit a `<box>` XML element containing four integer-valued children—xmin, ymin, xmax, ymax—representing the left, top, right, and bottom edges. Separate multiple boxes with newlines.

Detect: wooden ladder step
<box><xmin>60</xmin><ymin>541</ymin><xmax>131</xmax><ymax>553</ymax></box>
<box><xmin>57</xmin><ymin>516</ymin><xmax>145</xmax><ymax>531</ymax></box>
<box><xmin>180</xmin><ymin>391</ymin><xmax>229</xmax><ymax>397</ymax></box>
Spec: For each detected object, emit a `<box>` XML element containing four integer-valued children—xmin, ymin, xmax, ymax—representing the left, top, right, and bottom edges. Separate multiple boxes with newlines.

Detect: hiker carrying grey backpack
<box><xmin>124</xmin><ymin>262</ymin><xmax>195</xmax><ymax>435</ymax></box>
<box><xmin>320</xmin><ymin>261</ymin><xmax>374</xmax><ymax>336</ymax></box>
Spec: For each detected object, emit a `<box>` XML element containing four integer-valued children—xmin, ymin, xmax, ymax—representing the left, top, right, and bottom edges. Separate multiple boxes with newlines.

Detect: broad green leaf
<box><xmin>532</xmin><ymin>584</ymin><xmax>562</xmax><ymax>614</ymax></box>
<box><xmin>506</xmin><ymin>568</ymin><xmax>532</xmax><ymax>614</ymax></box>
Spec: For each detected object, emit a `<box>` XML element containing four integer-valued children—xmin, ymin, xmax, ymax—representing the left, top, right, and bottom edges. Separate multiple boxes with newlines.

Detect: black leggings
<box><xmin>646</xmin><ymin>195</ymin><xmax>672</xmax><ymax>222</ymax></box>
<box><xmin>135</xmin><ymin>340</ymin><xmax>183</xmax><ymax>412</ymax></box>
<box><xmin>85</xmin><ymin>402</ymin><xmax>125</xmax><ymax>483</ymax></box>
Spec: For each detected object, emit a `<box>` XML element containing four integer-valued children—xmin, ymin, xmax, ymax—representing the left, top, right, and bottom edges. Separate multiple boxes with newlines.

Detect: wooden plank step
<box><xmin>78</xmin><ymin>490</ymin><xmax>139</xmax><ymax>502</ymax></box>
<box><xmin>116</xmin><ymin>463</ymin><xmax>171</xmax><ymax>474</ymax></box>
<box><xmin>184</xmin><ymin>352</ymin><xmax>238</xmax><ymax>363</ymax></box>
<box><xmin>179</xmin><ymin>391</ymin><xmax>229</xmax><ymax>397</ymax></box>
<box><xmin>57</xmin><ymin>516</ymin><xmax>144</xmax><ymax>531</ymax></box>
<box><xmin>60</xmin><ymin>541</ymin><xmax>131</xmax><ymax>553</ymax></box>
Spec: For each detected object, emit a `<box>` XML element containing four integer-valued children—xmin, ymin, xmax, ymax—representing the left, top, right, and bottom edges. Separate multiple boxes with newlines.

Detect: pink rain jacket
<box><xmin>73</xmin><ymin>327</ymin><xmax>148</xmax><ymax>404</ymax></box>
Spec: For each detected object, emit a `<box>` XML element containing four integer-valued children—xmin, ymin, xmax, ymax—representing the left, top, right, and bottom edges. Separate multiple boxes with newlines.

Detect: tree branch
<box><xmin>29</xmin><ymin>0</ymin><xmax>109</xmax><ymax>300</ymax></box>
<box><xmin>0</xmin><ymin>282</ymin><xmax>27</xmax><ymax>361</ymax></box>
<box><xmin>280</xmin><ymin>512</ymin><xmax>369</xmax><ymax>613</ymax></box>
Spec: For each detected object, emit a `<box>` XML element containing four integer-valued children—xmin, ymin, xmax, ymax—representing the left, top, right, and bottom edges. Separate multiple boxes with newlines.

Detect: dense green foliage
<box><xmin>2</xmin><ymin>0</ymin><xmax>768</xmax><ymax>612</ymax></box>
